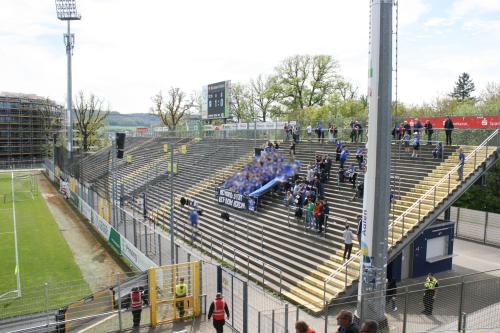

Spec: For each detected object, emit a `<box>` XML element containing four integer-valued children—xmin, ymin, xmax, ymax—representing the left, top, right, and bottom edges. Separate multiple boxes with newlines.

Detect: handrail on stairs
<box><xmin>321</xmin><ymin>129</ymin><xmax>499</xmax><ymax>312</ymax></box>
<box><xmin>387</xmin><ymin>129</ymin><xmax>498</xmax><ymax>243</ymax></box>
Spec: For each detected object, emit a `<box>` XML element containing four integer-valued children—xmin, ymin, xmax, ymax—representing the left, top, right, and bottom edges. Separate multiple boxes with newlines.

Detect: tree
<box><xmin>250</xmin><ymin>74</ymin><xmax>280</xmax><ymax>122</ymax></box>
<box><xmin>231</xmin><ymin>83</ymin><xmax>251</xmax><ymax>122</ymax></box>
<box><xmin>39</xmin><ymin>98</ymin><xmax>62</xmax><ymax>156</ymax></box>
<box><xmin>274</xmin><ymin>55</ymin><xmax>340</xmax><ymax>112</ymax></box>
<box><xmin>151</xmin><ymin>88</ymin><xmax>192</xmax><ymax>131</ymax></box>
<box><xmin>73</xmin><ymin>92</ymin><xmax>110</xmax><ymax>152</ymax></box>
<box><xmin>450</xmin><ymin>72</ymin><xmax>475</xmax><ymax>101</ymax></box>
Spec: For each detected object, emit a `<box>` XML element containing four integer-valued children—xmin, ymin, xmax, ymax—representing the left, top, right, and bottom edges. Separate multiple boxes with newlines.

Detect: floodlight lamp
<box><xmin>55</xmin><ymin>0</ymin><xmax>81</xmax><ymax>21</ymax></box>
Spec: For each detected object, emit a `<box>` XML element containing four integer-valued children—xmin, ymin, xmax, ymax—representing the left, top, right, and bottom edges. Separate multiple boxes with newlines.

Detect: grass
<box><xmin>0</xmin><ymin>172</ymin><xmax>91</xmax><ymax>319</ymax></box>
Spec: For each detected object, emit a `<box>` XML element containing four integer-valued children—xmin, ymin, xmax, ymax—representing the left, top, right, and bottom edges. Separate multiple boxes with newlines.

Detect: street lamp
<box><xmin>55</xmin><ymin>0</ymin><xmax>81</xmax><ymax>159</ymax></box>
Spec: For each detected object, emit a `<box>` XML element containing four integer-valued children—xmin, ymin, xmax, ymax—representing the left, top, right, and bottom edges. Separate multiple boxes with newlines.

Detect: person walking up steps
<box><xmin>343</xmin><ymin>224</ymin><xmax>354</xmax><ymax>261</ymax></box>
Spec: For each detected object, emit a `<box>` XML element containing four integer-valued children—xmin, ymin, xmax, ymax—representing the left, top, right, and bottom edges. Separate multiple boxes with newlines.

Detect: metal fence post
<box><xmin>272</xmin><ymin>309</ymin><xmax>275</xmax><ymax>333</ymax></box>
<box><xmin>458</xmin><ymin>280</ymin><xmax>465</xmax><ymax>331</ymax></box>
<box><xmin>117</xmin><ymin>274</ymin><xmax>123</xmax><ymax>332</ymax></box>
<box><xmin>231</xmin><ymin>275</ymin><xmax>234</xmax><ymax>328</ymax></box>
<box><xmin>402</xmin><ymin>286</ymin><xmax>408</xmax><ymax>333</ymax></box>
<box><xmin>144</xmin><ymin>225</ymin><xmax>148</xmax><ymax>255</ymax></box>
<box><xmin>483</xmin><ymin>212</ymin><xmax>489</xmax><ymax>244</ymax></box>
<box><xmin>158</xmin><ymin>234</ymin><xmax>162</xmax><ymax>265</ymax></box>
<box><xmin>296</xmin><ymin>306</ymin><xmax>300</xmax><ymax>322</ymax></box>
<box><xmin>133</xmin><ymin>218</ymin><xmax>137</xmax><ymax>247</ymax></box>
<box><xmin>461</xmin><ymin>312</ymin><xmax>467</xmax><ymax>333</ymax></box>
<box><xmin>284</xmin><ymin>303</ymin><xmax>289</xmax><ymax>333</ymax></box>
<box><xmin>243</xmin><ymin>281</ymin><xmax>248</xmax><ymax>333</ymax></box>
<box><xmin>258</xmin><ymin>311</ymin><xmax>261</xmax><ymax>333</ymax></box>
<box><xmin>44</xmin><ymin>283</ymin><xmax>49</xmax><ymax>328</ymax></box>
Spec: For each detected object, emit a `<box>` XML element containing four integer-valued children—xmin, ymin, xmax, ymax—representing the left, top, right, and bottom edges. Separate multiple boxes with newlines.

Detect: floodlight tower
<box><xmin>55</xmin><ymin>0</ymin><xmax>81</xmax><ymax>159</ymax></box>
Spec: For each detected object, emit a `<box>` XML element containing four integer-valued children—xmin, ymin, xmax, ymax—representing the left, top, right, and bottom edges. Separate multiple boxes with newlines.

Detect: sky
<box><xmin>0</xmin><ymin>0</ymin><xmax>499</xmax><ymax>114</ymax></box>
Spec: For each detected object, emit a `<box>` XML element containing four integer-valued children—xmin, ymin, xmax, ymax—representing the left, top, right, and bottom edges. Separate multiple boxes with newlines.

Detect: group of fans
<box><xmin>222</xmin><ymin>143</ymin><xmax>300</xmax><ymax>196</ymax></box>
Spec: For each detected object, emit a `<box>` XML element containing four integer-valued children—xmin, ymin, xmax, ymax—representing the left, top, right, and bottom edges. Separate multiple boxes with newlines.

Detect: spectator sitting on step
<box><xmin>432</xmin><ymin>142</ymin><xmax>443</xmax><ymax>159</ymax></box>
<box><xmin>351</xmin><ymin>183</ymin><xmax>364</xmax><ymax>201</ymax></box>
<box><xmin>346</xmin><ymin>164</ymin><xmax>358</xmax><ymax>189</ymax></box>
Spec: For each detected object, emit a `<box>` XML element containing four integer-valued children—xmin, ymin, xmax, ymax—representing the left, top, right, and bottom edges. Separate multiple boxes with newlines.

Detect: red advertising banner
<box><xmin>135</xmin><ymin>127</ymin><xmax>149</xmax><ymax>133</ymax></box>
<box><xmin>405</xmin><ymin>115</ymin><xmax>498</xmax><ymax>129</ymax></box>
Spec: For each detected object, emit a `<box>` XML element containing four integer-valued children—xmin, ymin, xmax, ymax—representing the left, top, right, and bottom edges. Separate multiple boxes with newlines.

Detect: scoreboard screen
<box><xmin>202</xmin><ymin>80</ymin><xmax>231</xmax><ymax>120</ymax></box>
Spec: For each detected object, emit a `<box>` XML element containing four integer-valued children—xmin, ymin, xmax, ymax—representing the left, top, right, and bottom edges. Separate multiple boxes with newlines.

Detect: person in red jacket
<box><xmin>208</xmin><ymin>293</ymin><xmax>230</xmax><ymax>333</ymax></box>
<box><xmin>128</xmin><ymin>287</ymin><xmax>143</xmax><ymax>328</ymax></box>
<box><xmin>295</xmin><ymin>320</ymin><xmax>316</xmax><ymax>333</ymax></box>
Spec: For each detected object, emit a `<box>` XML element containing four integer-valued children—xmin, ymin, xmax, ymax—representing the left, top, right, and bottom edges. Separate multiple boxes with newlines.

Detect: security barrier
<box><xmin>149</xmin><ymin>261</ymin><xmax>201</xmax><ymax>327</ymax></box>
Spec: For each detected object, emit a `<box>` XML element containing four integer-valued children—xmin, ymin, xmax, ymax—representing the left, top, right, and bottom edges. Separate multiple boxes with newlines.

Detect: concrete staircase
<box><xmin>80</xmin><ymin>132</ymin><xmax>499</xmax><ymax>314</ymax></box>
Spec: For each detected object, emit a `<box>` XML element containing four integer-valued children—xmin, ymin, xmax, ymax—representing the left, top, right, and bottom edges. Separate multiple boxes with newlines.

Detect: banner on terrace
<box><xmin>215</xmin><ymin>187</ymin><xmax>248</xmax><ymax>210</ymax></box>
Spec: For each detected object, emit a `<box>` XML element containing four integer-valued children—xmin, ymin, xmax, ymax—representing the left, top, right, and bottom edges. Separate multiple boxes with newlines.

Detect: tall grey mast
<box><xmin>358</xmin><ymin>0</ymin><xmax>393</xmax><ymax>322</ymax></box>
<box><xmin>55</xmin><ymin>0</ymin><xmax>81</xmax><ymax>159</ymax></box>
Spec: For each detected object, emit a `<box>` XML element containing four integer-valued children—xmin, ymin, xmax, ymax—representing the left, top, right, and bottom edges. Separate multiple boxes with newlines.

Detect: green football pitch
<box><xmin>0</xmin><ymin>172</ymin><xmax>90</xmax><ymax>318</ymax></box>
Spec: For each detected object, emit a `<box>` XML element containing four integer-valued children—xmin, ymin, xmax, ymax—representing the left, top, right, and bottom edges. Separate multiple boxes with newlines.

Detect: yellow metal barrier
<box><xmin>149</xmin><ymin>261</ymin><xmax>201</xmax><ymax>327</ymax></box>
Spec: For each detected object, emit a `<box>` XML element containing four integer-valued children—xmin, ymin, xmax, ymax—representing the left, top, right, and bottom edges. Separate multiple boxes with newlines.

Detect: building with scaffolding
<box><xmin>0</xmin><ymin>93</ymin><xmax>63</xmax><ymax>168</ymax></box>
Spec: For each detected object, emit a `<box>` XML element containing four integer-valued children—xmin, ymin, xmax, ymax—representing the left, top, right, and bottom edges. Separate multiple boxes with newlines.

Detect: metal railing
<box><xmin>321</xmin><ymin>129</ymin><xmax>499</xmax><ymax>311</ymax></box>
<box><xmin>388</xmin><ymin>129</ymin><xmax>498</xmax><ymax>244</ymax></box>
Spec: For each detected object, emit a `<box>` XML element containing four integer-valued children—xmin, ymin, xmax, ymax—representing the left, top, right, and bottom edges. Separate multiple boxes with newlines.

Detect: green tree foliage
<box><xmin>151</xmin><ymin>88</ymin><xmax>193</xmax><ymax>130</ymax></box>
<box><xmin>455</xmin><ymin>162</ymin><xmax>500</xmax><ymax>214</ymax></box>
<box><xmin>250</xmin><ymin>74</ymin><xmax>280</xmax><ymax>122</ymax></box>
<box><xmin>274</xmin><ymin>55</ymin><xmax>339</xmax><ymax>112</ymax></box>
<box><xmin>450</xmin><ymin>72</ymin><xmax>475</xmax><ymax>101</ymax></box>
<box><xmin>73</xmin><ymin>92</ymin><xmax>110</xmax><ymax>152</ymax></box>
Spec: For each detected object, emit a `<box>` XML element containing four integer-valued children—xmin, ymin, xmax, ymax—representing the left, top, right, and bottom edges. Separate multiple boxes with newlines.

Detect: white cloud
<box><xmin>1</xmin><ymin>0</ymin><xmax>499</xmax><ymax>113</ymax></box>
<box><xmin>451</xmin><ymin>0</ymin><xmax>500</xmax><ymax>18</ymax></box>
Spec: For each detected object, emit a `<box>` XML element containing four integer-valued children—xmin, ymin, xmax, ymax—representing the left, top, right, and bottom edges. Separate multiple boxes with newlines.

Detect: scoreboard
<box><xmin>202</xmin><ymin>80</ymin><xmax>231</xmax><ymax>120</ymax></box>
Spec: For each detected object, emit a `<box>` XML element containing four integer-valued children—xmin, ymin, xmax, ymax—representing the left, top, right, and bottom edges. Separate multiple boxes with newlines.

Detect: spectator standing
<box><xmin>316</xmin><ymin>122</ymin><xmax>323</xmax><ymax>143</ymax></box>
<box><xmin>284</xmin><ymin>124</ymin><xmax>290</xmax><ymax>142</ymax></box>
<box><xmin>356</xmin><ymin>147</ymin><xmax>364</xmax><ymax>170</ymax></box>
<box><xmin>457</xmin><ymin>147</ymin><xmax>465</xmax><ymax>181</ymax></box>
<box><xmin>387</xmin><ymin>278</ymin><xmax>398</xmax><ymax>311</ymax></box>
<box><xmin>444</xmin><ymin>116</ymin><xmax>454</xmax><ymax>145</ymax></box>
<box><xmin>356</xmin><ymin>214</ymin><xmax>363</xmax><ymax>245</ymax></box>
<box><xmin>328</xmin><ymin>123</ymin><xmax>337</xmax><ymax>143</ymax></box>
<box><xmin>305</xmin><ymin>200</ymin><xmax>315</xmax><ymax>229</ymax></box>
<box><xmin>336</xmin><ymin>310</ymin><xmax>359</xmax><ymax>333</ymax></box>
<box><xmin>343</xmin><ymin>224</ymin><xmax>354</xmax><ymax>260</ymax></box>
<box><xmin>422</xmin><ymin>273</ymin><xmax>439</xmax><ymax>315</ymax></box>
<box><xmin>403</xmin><ymin>121</ymin><xmax>411</xmax><ymax>137</ymax></box>
<box><xmin>336</xmin><ymin>141</ymin><xmax>343</xmax><ymax>162</ymax></box>
<box><xmin>208</xmin><ymin>293</ymin><xmax>230</xmax><ymax>333</ymax></box>
<box><xmin>321</xmin><ymin>199</ymin><xmax>329</xmax><ymax>234</ymax></box>
<box><xmin>290</xmin><ymin>141</ymin><xmax>296</xmax><ymax>158</ymax></box>
<box><xmin>295</xmin><ymin>320</ymin><xmax>316</xmax><ymax>333</ymax></box>
<box><xmin>354</xmin><ymin>121</ymin><xmax>363</xmax><ymax>142</ymax></box>
<box><xmin>306</xmin><ymin>124</ymin><xmax>312</xmax><ymax>141</ymax></box>
<box><xmin>360</xmin><ymin>320</ymin><xmax>378</xmax><ymax>333</ymax></box>
<box><xmin>424</xmin><ymin>120</ymin><xmax>433</xmax><ymax>144</ymax></box>
<box><xmin>129</xmin><ymin>287</ymin><xmax>144</xmax><ymax>328</ymax></box>
<box><xmin>413</xmin><ymin>118</ymin><xmax>423</xmax><ymax>133</ymax></box>
<box><xmin>325</xmin><ymin>154</ymin><xmax>333</xmax><ymax>181</ymax></box>
<box><xmin>411</xmin><ymin>132</ymin><xmax>420</xmax><ymax>159</ymax></box>
<box><xmin>340</xmin><ymin>147</ymin><xmax>349</xmax><ymax>169</ymax></box>
<box><xmin>402</xmin><ymin>132</ymin><xmax>410</xmax><ymax>154</ymax></box>
<box><xmin>313</xmin><ymin>199</ymin><xmax>323</xmax><ymax>231</ymax></box>
<box><xmin>189</xmin><ymin>209</ymin><xmax>199</xmax><ymax>236</ymax></box>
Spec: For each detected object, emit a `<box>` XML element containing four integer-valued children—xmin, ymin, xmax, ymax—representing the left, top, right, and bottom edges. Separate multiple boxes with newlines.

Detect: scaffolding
<box><xmin>0</xmin><ymin>93</ymin><xmax>63</xmax><ymax>169</ymax></box>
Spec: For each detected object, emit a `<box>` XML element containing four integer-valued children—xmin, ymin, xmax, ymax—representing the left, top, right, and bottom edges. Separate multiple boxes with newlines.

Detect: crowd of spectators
<box><xmin>222</xmin><ymin>143</ymin><xmax>300</xmax><ymax>195</ymax></box>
